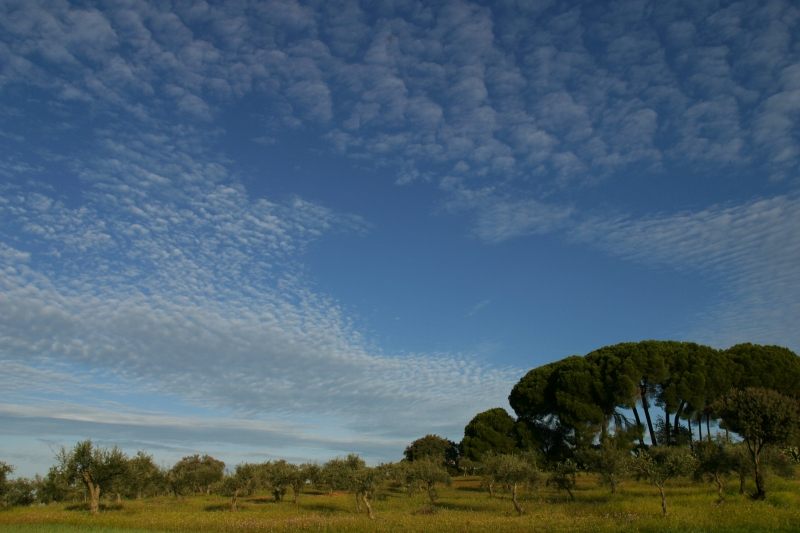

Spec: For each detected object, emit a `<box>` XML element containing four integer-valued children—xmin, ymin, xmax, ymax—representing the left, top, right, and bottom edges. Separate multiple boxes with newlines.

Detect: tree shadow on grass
<box><xmin>244</xmin><ymin>497</ymin><xmax>274</xmax><ymax>504</ymax></box>
<box><xmin>455</xmin><ymin>485</ymin><xmax>486</xmax><ymax>493</ymax></box>
<box><xmin>64</xmin><ymin>503</ymin><xmax>124</xmax><ymax>512</ymax></box>
<box><xmin>435</xmin><ymin>501</ymin><xmax>501</xmax><ymax>513</ymax></box>
<box><xmin>204</xmin><ymin>503</ymin><xmax>240</xmax><ymax>512</ymax></box>
<box><xmin>302</xmin><ymin>502</ymin><xmax>346</xmax><ymax>514</ymax></box>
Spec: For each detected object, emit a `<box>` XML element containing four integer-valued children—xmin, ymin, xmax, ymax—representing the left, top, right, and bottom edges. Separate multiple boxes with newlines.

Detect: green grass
<box><xmin>2</xmin><ymin>475</ymin><xmax>799</xmax><ymax>532</ymax></box>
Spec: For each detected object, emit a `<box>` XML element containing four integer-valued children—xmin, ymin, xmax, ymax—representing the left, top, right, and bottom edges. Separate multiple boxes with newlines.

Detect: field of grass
<box><xmin>1</xmin><ymin>474</ymin><xmax>799</xmax><ymax>532</ymax></box>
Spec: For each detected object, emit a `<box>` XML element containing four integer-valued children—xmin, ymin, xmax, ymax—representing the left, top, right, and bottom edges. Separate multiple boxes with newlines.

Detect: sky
<box><xmin>1</xmin><ymin>0</ymin><xmax>799</xmax><ymax>478</ymax></box>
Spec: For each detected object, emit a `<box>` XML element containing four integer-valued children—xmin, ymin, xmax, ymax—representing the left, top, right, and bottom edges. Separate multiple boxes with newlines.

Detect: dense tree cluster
<box><xmin>459</xmin><ymin>340</ymin><xmax>800</xmax><ymax>504</ymax></box>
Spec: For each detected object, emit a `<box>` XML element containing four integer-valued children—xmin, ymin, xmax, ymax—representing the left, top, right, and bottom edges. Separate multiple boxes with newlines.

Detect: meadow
<box><xmin>1</xmin><ymin>474</ymin><xmax>799</xmax><ymax>533</ymax></box>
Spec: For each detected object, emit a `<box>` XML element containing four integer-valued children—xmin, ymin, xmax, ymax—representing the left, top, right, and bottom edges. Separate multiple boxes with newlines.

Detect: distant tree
<box><xmin>35</xmin><ymin>465</ymin><xmax>71</xmax><ymax>503</ymax></box>
<box><xmin>0</xmin><ymin>461</ymin><xmax>13</xmax><ymax>506</ymax></box>
<box><xmin>3</xmin><ymin>478</ymin><xmax>35</xmax><ymax>507</ymax></box>
<box><xmin>264</xmin><ymin>460</ymin><xmax>296</xmax><ymax>502</ymax></box>
<box><xmin>168</xmin><ymin>454</ymin><xmax>224</xmax><ymax>496</ymax></box>
<box><xmin>461</xmin><ymin>408</ymin><xmax>520</xmax><ymax>461</ymax></box>
<box><xmin>220</xmin><ymin>463</ymin><xmax>261</xmax><ymax>511</ymax></box>
<box><xmin>715</xmin><ymin>387</ymin><xmax>799</xmax><ymax>499</ymax></box>
<box><xmin>290</xmin><ymin>463</ymin><xmax>319</xmax><ymax>504</ymax></box>
<box><xmin>126</xmin><ymin>451</ymin><xmax>164</xmax><ymax>499</ymax></box>
<box><xmin>321</xmin><ymin>454</ymin><xmax>368</xmax><ymax>513</ymax></box>
<box><xmin>404</xmin><ymin>435</ymin><xmax>459</xmax><ymax>468</ymax></box>
<box><xmin>457</xmin><ymin>457</ymin><xmax>482</xmax><ymax>477</ymax></box>
<box><xmin>406</xmin><ymin>457</ymin><xmax>451</xmax><ymax>505</ymax></box>
<box><xmin>693</xmin><ymin>440</ymin><xmax>737</xmax><ymax>503</ymax></box>
<box><xmin>630</xmin><ymin>447</ymin><xmax>697</xmax><ymax>517</ymax></box>
<box><xmin>58</xmin><ymin>440</ymin><xmax>128</xmax><ymax>514</ymax></box>
<box><xmin>483</xmin><ymin>454</ymin><xmax>539</xmax><ymax>515</ymax></box>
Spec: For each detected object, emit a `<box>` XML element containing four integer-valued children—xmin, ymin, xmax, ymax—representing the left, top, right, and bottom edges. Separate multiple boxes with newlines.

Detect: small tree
<box><xmin>484</xmin><ymin>454</ymin><xmax>539</xmax><ymax>515</ymax></box>
<box><xmin>126</xmin><ymin>451</ymin><xmax>164</xmax><ymax>499</ymax></box>
<box><xmin>168</xmin><ymin>454</ymin><xmax>224</xmax><ymax>496</ymax></box>
<box><xmin>630</xmin><ymin>447</ymin><xmax>697</xmax><ymax>516</ymax></box>
<box><xmin>406</xmin><ymin>457</ymin><xmax>450</xmax><ymax>505</ymax></box>
<box><xmin>715</xmin><ymin>387</ymin><xmax>799</xmax><ymax>499</ymax></box>
<box><xmin>220</xmin><ymin>463</ymin><xmax>261</xmax><ymax>511</ymax></box>
<box><xmin>0</xmin><ymin>462</ymin><xmax>13</xmax><ymax>507</ymax></box>
<box><xmin>59</xmin><ymin>440</ymin><xmax>128</xmax><ymax>514</ymax></box>
<box><xmin>693</xmin><ymin>440</ymin><xmax>736</xmax><ymax>503</ymax></box>
<box><xmin>581</xmin><ymin>440</ymin><xmax>631</xmax><ymax>495</ymax></box>
<box><xmin>264</xmin><ymin>460</ymin><xmax>295</xmax><ymax>502</ymax></box>
<box><xmin>351</xmin><ymin>465</ymin><xmax>380</xmax><ymax>519</ymax></box>
<box><xmin>546</xmin><ymin>459</ymin><xmax>578</xmax><ymax>501</ymax></box>
<box><xmin>404</xmin><ymin>435</ymin><xmax>459</xmax><ymax>468</ymax></box>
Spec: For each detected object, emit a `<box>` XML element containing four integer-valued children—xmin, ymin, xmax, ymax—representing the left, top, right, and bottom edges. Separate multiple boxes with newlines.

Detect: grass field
<box><xmin>1</xmin><ymin>474</ymin><xmax>799</xmax><ymax>532</ymax></box>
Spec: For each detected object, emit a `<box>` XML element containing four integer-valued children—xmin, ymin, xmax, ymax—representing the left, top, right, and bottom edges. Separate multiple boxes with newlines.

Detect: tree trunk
<box><xmin>292</xmin><ymin>484</ymin><xmax>300</xmax><ymax>504</ymax></box>
<box><xmin>751</xmin><ymin>446</ymin><xmax>766</xmax><ymax>500</ymax></box>
<box><xmin>89</xmin><ymin>483</ymin><xmax>101</xmax><ymax>514</ymax></box>
<box><xmin>674</xmin><ymin>401</ymin><xmax>685</xmax><ymax>438</ymax></box>
<box><xmin>664</xmin><ymin>410</ymin><xmax>672</xmax><ymax>446</ymax></box>
<box><xmin>487</xmin><ymin>481</ymin><xmax>495</xmax><ymax>498</ymax></box>
<box><xmin>632</xmin><ymin>406</ymin><xmax>646</xmax><ymax>447</ymax></box>
<box><xmin>640</xmin><ymin>382</ymin><xmax>658</xmax><ymax>446</ymax></box>
<box><xmin>116</xmin><ymin>492</ymin><xmax>121</xmax><ymax>504</ymax></box>
<box><xmin>230</xmin><ymin>489</ymin><xmax>239</xmax><ymax>512</ymax></box>
<box><xmin>83</xmin><ymin>473</ymin><xmax>101</xmax><ymax>515</ymax></box>
<box><xmin>706</xmin><ymin>412</ymin><xmax>712</xmax><ymax>442</ymax></box>
<box><xmin>714</xmin><ymin>473</ymin><xmax>724</xmax><ymax>503</ymax></box>
<box><xmin>427</xmin><ymin>482</ymin><xmax>436</xmax><ymax>505</ymax></box>
<box><xmin>354</xmin><ymin>492</ymin><xmax>361</xmax><ymax>512</ymax></box>
<box><xmin>697</xmin><ymin>413</ymin><xmax>703</xmax><ymax>442</ymax></box>
<box><xmin>658</xmin><ymin>484</ymin><xmax>667</xmax><ymax>516</ymax></box>
<box><xmin>361</xmin><ymin>492</ymin><xmax>375</xmax><ymax>520</ymax></box>
<box><xmin>687</xmin><ymin>418</ymin><xmax>694</xmax><ymax>452</ymax></box>
<box><xmin>739</xmin><ymin>471</ymin><xmax>746</xmax><ymax>494</ymax></box>
<box><xmin>511</xmin><ymin>482</ymin><xmax>524</xmax><ymax>516</ymax></box>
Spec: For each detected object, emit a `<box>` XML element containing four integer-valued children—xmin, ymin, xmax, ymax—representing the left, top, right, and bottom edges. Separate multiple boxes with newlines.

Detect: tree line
<box><xmin>1</xmin><ymin>340</ymin><xmax>798</xmax><ymax>517</ymax></box>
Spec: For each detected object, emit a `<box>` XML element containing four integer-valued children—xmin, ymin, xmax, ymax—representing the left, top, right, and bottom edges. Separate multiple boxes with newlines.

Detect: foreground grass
<box><xmin>2</xmin><ymin>475</ymin><xmax>799</xmax><ymax>532</ymax></box>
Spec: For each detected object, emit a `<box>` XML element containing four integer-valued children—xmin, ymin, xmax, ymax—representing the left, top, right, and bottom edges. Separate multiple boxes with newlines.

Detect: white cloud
<box><xmin>573</xmin><ymin>194</ymin><xmax>800</xmax><ymax>351</ymax></box>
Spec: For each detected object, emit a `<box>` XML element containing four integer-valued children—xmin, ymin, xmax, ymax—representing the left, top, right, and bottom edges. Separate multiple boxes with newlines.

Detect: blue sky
<box><xmin>1</xmin><ymin>0</ymin><xmax>799</xmax><ymax>477</ymax></box>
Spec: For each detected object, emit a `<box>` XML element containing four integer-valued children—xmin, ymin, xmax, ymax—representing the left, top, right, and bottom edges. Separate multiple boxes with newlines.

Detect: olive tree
<box><xmin>168</xmin><ymin>454</ymin><xmax>224</xmax><ymax>496</ymax></box>
<box><xmin>693</xmin><ymin>440</ymin><xmax>736</xmax><ymax>503</ymax></box>
<box><xmin>715</xmin><ymin>387</ymin><xmax>799</xmax><ymax>499</ymax></box>
<box><xmin>406</xmin><ymin>457</ymin><xmax>451</xmax><ymax>505</ymax></box>
<box><xmin>58</xmin><ymin>440</ymin><xmax>128</xmax><ymax>514</ymax></box>
<box><xmin>484</xmin><ymin>454</ymin><xmax>539</xmax><ymax>515</ymax></box>
<box><xmin>220</xmin><ymin>463</ymin><xmax>261</xmax><ymax>511</ymax></box>
<box><xmin>630</xmin><ymin>446</ymin><xmax>697</xmax><ymax>517</ymax></box>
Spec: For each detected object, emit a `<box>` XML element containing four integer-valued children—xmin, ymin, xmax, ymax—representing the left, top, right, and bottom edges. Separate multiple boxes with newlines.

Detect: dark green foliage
<box><xmin>715</xmin><ymin>387</ymin><xmax>800</xmax><ymax>499</ymax></box>
<box><xmin>404</xmin><ymin>435</ymin><xmax>459</xmax><ymax>468</ymax></box>
<box><xmin>509</xmin><ymin>340</ymin><xmax>800</xmax><ymax>463</ymax></box>
<box><xmin>461</xmin><ymin>408</ymin><xmax>520</xmax><ymax>461</ymax></box>
<box><xmin>3</xmin><ymin>478</ymin><xmax>35</xmax><ymax>507</ymax></box>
